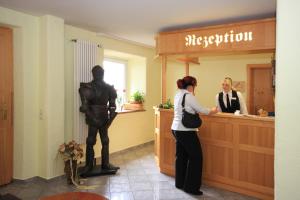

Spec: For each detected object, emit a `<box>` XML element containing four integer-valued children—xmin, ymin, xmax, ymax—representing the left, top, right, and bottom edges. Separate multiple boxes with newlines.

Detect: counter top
<box><xmin>153</xmin><ymin>107</ymin><xmax>274</xmax><ymax>122</ymax></box>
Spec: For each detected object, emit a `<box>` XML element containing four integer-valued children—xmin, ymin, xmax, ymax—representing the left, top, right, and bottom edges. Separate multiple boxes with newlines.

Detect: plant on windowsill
<box><xmin>131</xmin><ymin>90</ymin><xmax>145</xmax><ymax>104</ymax></box>
<box><xmin>123</xmin><ymin>90</ymin><xmax>145</xmax><ymax>110</ymax></box>
<box><xmin>58</xmin><ymin>140</ymin><xmax>84</xmax><ymax>185</ymax></box>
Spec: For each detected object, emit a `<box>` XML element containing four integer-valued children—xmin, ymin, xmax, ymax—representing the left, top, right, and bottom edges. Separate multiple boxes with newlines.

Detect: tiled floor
<box><xmin>0</xmin><ymin>142</ymin><xmax>258</xmax><ymax>200</ymax></box>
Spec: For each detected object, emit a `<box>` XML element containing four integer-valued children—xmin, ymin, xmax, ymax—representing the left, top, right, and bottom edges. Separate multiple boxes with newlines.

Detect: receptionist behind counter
<box><xmin>216</xmin><ymin>77</ymin><xmax>248</xmax><ymax>114</ymax></box>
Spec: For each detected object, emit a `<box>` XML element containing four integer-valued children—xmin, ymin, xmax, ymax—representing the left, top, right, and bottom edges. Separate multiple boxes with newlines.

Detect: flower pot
<box><xmin>64</xmin><ymin>160</ymin><xmax>77</xmax><ymax>185</ymax></box>
<box><xmin>123</xmin><ymin>102</ymin><xmax>144</xmax><ymax>110</ymax></box>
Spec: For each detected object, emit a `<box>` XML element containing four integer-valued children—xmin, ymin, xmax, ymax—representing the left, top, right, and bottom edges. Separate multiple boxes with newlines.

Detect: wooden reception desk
<box><xmin>154</xmin><ymin>108</ymin><xmax>274</xmax><ymax>200</ymax></box>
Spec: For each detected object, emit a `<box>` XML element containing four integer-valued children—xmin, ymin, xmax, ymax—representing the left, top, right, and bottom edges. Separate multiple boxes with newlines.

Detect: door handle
<box><xmin>1</xmin><ymin>103</ymin><xmax>8</xmax><ymax>121</ymax></box>
<box><xmin>3</xmin><ymin>108</ymin><xmax>7</xmax><ymax>120</ymax></box>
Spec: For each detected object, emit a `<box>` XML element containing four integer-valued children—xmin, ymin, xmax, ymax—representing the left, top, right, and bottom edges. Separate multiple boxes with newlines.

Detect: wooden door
<box><xmin>0</xmin><ymin>27</ymin><xmax>13</xmax><ymax>185</ymax></box>
<box><xmin>247</xmin><ymin>64</ymin><xmax>274</xmax><ymax>115</ymax></box>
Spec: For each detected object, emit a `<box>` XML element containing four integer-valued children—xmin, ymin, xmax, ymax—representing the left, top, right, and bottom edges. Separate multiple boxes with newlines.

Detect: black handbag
<box><xmin>181</xmin><ymin>93</ymin><xmax>202</xmax><ymax>128</ymax></box>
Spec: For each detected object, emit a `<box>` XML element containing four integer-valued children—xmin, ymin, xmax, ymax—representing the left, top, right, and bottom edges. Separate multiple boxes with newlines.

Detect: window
<box><xmin>103</xmin><ymin>58</ymin><xmax>126</xmax><ymax>111</ymax></box>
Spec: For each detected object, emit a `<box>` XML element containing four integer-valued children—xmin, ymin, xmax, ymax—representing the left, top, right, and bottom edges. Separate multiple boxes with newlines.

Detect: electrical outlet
<box><xmin>39</xmin><ymin>109</ymin><xmax>43</xmax><ymax>120</ymax></box>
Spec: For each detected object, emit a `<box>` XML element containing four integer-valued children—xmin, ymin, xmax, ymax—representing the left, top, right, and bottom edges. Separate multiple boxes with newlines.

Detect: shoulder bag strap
<box><xmin>181</xmin><ymin>93</ymin><xmax>188</xmax><ymax>110</ymax></box>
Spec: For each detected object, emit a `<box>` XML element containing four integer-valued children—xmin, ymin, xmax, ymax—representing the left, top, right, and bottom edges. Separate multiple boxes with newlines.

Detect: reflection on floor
<box><xmin>0</xmin><ymin>142</ymin><xmax>258</xmax><ymax>200</ymax></box>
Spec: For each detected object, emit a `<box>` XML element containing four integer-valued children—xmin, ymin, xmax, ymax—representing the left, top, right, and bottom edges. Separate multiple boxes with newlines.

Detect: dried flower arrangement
<box><xmin>58</xmin><ymin>140</ymin><xmax>84</xmax><ymax>161</ymax></box>
<box><xmin>58</xmin><ymin>140</ymin><xmax>83</xmax><ymax>185</ymax></box>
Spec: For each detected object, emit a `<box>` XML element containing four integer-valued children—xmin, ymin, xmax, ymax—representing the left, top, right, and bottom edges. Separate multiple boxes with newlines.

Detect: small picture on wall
<box><xmin>232</xmin><ymin>81</ymin><xmax>246</xmax><ymax>93</ymax></box>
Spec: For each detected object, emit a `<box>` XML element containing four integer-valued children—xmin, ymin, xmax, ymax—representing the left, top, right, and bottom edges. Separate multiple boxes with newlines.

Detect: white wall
<box><xmin>127</xmin><ymin>57</ymin><xmax>147</xmax><ymax>100</ymax></box>
<box><xmin>0</xmin><ymin>6</ymin><xmax>40</xmax><ymax>179</ymax></box>
<box><xmin>39</xmin><ymin>15</ymin><xmax>65</xmax><ymax>179</ymax></box>
<box><xmin>0</xmin><ymin>7</ymin><xmax>66</xmax><ymax>179</ymax></box>
<box><xmin>275</xmin><ymin>0</ymin><xmax>300</xmax><ymax>199</ymax></box>
<box><xmin>166</xmin><ymin>54</ymin><xmax>272</xmax><ymax>108</ymax></box>
<box><xmin>0</xmin><ymin>6</ymin><xmax>160</xmax><ymax>178</ymax></box>
<box><xmin>64</xmin><ymin>25</ymin><xmax>161</xmax><ymax>155</ymax></box>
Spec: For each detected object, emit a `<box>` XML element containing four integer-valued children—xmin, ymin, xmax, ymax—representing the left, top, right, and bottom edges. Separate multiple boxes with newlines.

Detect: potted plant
<box><xmin>123</xmin><ymin>90</ymin><xmax>145</xmax><ymax>110</ymax></box>
<box><xmin>158</xmin><ymin>99</ymin><xmax>174</xmax><ymax>109</ymax></box>
<box><xmin>131</xmin><ymin>91</ymin><xmax>145</xmax><ymax>104</ymax></box>
<box><xmin>58</xmin><ymin>140</ymin><xmax>84</xmax><ymax>184</ymax></box>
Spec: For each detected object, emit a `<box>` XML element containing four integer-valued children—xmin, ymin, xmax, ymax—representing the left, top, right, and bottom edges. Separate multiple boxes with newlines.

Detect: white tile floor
<box><xmin>0</xmin><ymin>142</ymin><xmax>258</xmax><ymax>200</ymax></box>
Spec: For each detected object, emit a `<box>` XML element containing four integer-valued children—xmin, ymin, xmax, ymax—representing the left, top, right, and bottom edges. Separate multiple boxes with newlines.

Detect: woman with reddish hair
<box><xmin>171</xmin><ymin>76</ymin><xmax>217</xmax><ymax>195</ymax></box>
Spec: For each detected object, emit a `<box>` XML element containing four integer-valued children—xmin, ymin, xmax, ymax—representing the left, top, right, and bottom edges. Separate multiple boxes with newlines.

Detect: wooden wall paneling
<box><xmin>156</xmin><ymin>18</ymin><xmax>275</xmax><ymax>55</ymax></box>
<box><xmin>232</xmin><ymin>122</ymin><xmax>239</xmax><ymax>181</ymax></box>
<box><xmin>239</xmin><ymin>125</ymin><xmax>274</xmax><ymax>149</ymax></box>
<box><xmin>202</xmin><ymin>143</ymin><xmax>211</xmax><ymax>175</ymax></box>
<box><xmin>207</xmin><ymin>145</ymin><xmax>234</xmax><ymax>179</ymax></box>
<box><xmin>159</xmin><ymin>111</ymin><xmax>175</xmax><ymax>175</ymax></box>
<box><xmin>154</xmin><ymin>110</ymin><xmax>160</xmax><ymax>163</ymax></box>
<box><xmin>204</xmin><ymin>179</ymin><xmax>273</xmax><ymax>200</ymax></box>
<box><xmin>239</xmin><ymin>150</ymin><xmax>274</xmax><ymax>187</ymax></box>
<box><xmin>264</xmin><ymin>155</ymin><xmax>275</xmax><ymax>188</ymax></box>
<box><xmin>155</xmin><ymin>109</ymin><xmax>161</xmax><ymax>168</ymax></box>
<box><xmin>161</xmin><ymin>137</ymin><xmax>175</xmax><ymax>170</ymax></box>
<box><xmin>210</xmin><ymin>121</ymin><xmax>233</xmax><ymax>142</ymax></box>
<box><xmin>155</xmin><ymin>109</ymin><xmax>274</xmax><ymax>199</ymax></box>
<box><xmin>198</xmin><ymin>117</ymin><xmax>210</xmax><ymax>138</ymax></box>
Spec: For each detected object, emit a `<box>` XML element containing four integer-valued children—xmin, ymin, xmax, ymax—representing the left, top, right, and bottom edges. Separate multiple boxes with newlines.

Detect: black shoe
<box><xmin>101</xmin><ymin>163</ymin><xmax>120</xmax><ymax>171</ymax></box>
<box><xmin>184</xmin><ymin>190</ymin><xmax>203</xmax><ymax>195</ymax></box>
<box><xmin>175</xmin><ymin>185</ymin><xmax>183</xmax><ymax>189</ymax></box>
<box><xmin>80</xmin><ymin>164</ymin><xmax>93</xmax><ymax>177</ymax></box>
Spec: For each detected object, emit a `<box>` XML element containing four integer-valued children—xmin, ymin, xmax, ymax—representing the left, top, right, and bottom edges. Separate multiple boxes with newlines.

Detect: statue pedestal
<box><xmin>78</xmin><ymin>165</ymin><xmax>119</xmax><ymax>178</ymax></box>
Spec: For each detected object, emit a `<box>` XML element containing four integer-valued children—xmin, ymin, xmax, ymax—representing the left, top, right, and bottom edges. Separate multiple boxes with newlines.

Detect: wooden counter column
<box><xmin>161</xmin><ymin>56</ymin><xmax>167</xmax><ymax>103</ymax></box>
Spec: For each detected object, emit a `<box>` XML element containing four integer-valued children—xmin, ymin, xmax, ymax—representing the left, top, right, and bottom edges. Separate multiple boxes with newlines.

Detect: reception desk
<box><xmin>154</xmin><ymin>108</ymin><xmax>274</xmax><ymax>200</ymax></box>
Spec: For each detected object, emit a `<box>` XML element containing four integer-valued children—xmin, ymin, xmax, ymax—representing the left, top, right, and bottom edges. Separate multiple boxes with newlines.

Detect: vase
<box><xmin>64</xmin><ymin>160</ymin><xmax>77</xmax><ymax>185</ymax></box>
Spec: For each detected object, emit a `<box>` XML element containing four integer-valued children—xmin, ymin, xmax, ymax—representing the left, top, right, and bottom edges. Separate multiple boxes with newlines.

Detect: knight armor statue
<box><xmin>79</xmin><ymin>65</ymin><xmax>119</xmax><ymax>177</ymax></box>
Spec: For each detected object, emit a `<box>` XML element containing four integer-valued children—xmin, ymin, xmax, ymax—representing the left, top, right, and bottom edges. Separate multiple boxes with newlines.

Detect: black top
<box><xmin>218</xmin><ymin>90</ymin><xmax>240</xmax><ymax>113</ymax></box>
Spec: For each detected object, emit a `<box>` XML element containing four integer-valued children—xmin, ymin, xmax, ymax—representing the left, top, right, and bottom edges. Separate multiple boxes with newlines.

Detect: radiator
<box><xmin>73</xmin><ymin>39</ymin><xmax>99</xmax><ymax>144</ymax></box>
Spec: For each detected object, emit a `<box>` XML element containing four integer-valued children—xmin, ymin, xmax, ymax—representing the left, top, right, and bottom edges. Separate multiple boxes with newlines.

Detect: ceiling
<box><xmin>0</xmin><ymin>0</ymin><xmax>276</xmax><ymax>47</ymax></box>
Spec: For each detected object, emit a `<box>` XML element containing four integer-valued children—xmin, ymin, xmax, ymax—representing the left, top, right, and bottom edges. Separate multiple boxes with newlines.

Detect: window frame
<box><xmin>103</xmin><ymin>57</ymin><xmax>128</xmax><ymax>111</ymax></box>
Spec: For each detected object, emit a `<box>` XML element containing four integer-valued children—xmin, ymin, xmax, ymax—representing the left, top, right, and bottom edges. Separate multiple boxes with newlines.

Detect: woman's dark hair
<box><xmin>177</xmin><ymin>76</ymin><xmax>197</xmax><ymax>89</ymax></box>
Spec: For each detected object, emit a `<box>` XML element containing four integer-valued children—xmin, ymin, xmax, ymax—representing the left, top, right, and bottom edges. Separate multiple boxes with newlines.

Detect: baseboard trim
<box><xmin>111</xmin><ymin>140</ymin><xmax>154</xmax><ymax>155</ymax></box>
<box><xmin>13</xmin><ymin>174</ymin><xmax>66</xmax><ymax>183</ymax></box>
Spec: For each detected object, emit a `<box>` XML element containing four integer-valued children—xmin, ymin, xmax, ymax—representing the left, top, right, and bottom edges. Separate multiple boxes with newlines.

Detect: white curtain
<box><xmin>73</xmin><ymin>39</ymin><xmax>99</xmax><ymax>144</ymax></box>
